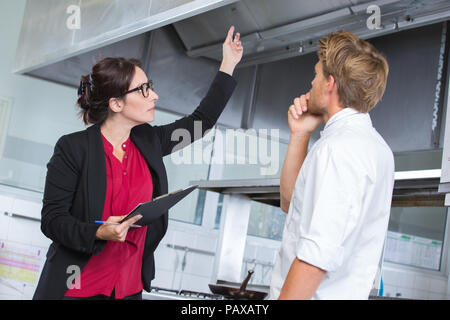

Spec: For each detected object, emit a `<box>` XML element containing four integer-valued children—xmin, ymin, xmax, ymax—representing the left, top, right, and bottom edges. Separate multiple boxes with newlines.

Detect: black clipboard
<box><xmin>119</xmin><ymin>185</ymin><xmax>198</xmax><ymax>226</ymax></box>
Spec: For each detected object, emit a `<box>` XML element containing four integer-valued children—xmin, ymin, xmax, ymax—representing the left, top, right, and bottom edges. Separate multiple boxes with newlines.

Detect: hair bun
<box><xmin>77</xmin><ymin>75</ymin><xmax>92</xmax><ymax>111</ymax></box>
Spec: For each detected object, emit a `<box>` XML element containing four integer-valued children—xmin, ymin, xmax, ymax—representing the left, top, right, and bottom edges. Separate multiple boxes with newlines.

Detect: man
<box><xmin>269</xmin><ymin>31</ymin><xmax>395</xmax><ymax>300</ymax></box>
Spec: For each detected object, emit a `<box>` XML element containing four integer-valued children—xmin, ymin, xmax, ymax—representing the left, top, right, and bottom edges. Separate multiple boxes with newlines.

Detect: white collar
<box><xmin>324</xmin><ymin>108</ymin><xmax>360</xmax><ymax>130</ymax></box>
<box><xmin>320</xmin><ymin>108</ymin><xmax>371</xmax><ymax>137</ymax></box>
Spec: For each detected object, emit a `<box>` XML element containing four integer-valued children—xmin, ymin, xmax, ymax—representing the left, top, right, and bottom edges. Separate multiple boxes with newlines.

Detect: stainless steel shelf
<box><xmin>191</xmin><ymin>177</ymin><xmax>444</xmax><ymax>207</ymax></box>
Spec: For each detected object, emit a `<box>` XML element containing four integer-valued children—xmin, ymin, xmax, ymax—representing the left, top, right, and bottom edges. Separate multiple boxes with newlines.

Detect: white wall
<box><xmin>0</xmin><ymin>185</ymin><xmax>51</xmax><ymax>299</ymax></box>
<box><xmin>0</xmin><ymin>0</ymin><xmax>84</xmax><ymax>192</ymax></box>
<box><xmin>382</xmin><ymin>264</ymin><xmax>449</xmax><ymax>300</ymax></box>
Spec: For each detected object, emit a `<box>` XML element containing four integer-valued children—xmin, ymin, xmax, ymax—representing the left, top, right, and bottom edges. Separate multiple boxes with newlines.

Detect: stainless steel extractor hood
<box><xmin>13</xmin><ymin>0</ymin><xmax>239</xmax><ymax>74</ymax></box>
<box><xmin>15</xmin><ymin>0</ymin><xmax>450</xmax><ymax>73</ymax></box>
<box><xmin>172</xmin><ymin>0</ymin><xmax>450</xmax><ymax>67</ymax></box>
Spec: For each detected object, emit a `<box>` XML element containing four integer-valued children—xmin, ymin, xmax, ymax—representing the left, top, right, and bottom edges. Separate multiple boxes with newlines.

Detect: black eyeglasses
<box><xmin>122</xmin><ymin>80</ymin><xmax>154</xmax><ymax>98</ymax></box>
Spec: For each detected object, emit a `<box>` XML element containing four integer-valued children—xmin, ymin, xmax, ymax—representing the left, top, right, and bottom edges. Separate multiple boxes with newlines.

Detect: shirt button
<box><xmin>123</xmin><ymin>172</ymin><xmax>127</xmax><ymax>175</ymax></box>
<box><xmin>122</xmin><ymin>144</ymin><xmax>126</xmax><ymax>148</ymax></box>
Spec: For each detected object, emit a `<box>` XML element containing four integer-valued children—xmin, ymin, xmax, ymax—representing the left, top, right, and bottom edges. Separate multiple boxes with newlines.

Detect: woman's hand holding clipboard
<box><xmin>119</xmin><ymin>185</ymin><xmax>198</xmax><ymax>226</ymax></box>
<box><xmin>95</xmin><ymin>214</ymin><xmax>144</xmax><ymax>242</ymax></box>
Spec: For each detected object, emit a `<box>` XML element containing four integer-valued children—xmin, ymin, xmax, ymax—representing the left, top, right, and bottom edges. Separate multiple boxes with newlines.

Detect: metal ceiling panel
<box><xmin>173</xmin><ymin>1</ymin><xmax>262</xmax><ymax>50</ymax></box>
<box><xmin>71</xmin><ymin>0</ymin><xmax>153</xmax><ymax>44</ymax></box>
<box><xmin>242</xmin><ymin>0</ymin><xmax>357</xmax><ymax>30</ymax></box>
<box><xmin>14</xmin><ymin>0</ymin><xmax>238</xmax><ymax>74</ymax></box>
<box><xmin>173</xmin><ymin>0</ymin><xmax>450</xmax><ymax>67</ymax></box>
<box><xmin>173</xmin><ymin>0</ymin><xmax>367</xmax><ymax>50</ymax></box>
<box><xmin>26</xmin><ymin>33</ymin><xmax>149</xmax><ymax>88</ymax></box>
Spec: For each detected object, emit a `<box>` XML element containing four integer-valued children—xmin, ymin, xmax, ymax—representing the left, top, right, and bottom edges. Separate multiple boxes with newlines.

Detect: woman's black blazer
<box><xmin>33</xmin><ymin>71</ymin><xmax>236</xmax><ymax>300</ymax></box>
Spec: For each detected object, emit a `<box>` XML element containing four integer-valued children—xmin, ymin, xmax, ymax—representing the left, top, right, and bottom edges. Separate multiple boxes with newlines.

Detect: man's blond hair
<box><xmin>318</xmin><ymin>31</ymin><xmax>389</xmax><ymax>113</ymax></box>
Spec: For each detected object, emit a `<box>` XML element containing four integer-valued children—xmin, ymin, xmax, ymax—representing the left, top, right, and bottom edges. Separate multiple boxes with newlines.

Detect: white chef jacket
<box><xmin>269</xmin><ymin>107</ymin><xmax>395</xmax><ymax>300</ymax></box>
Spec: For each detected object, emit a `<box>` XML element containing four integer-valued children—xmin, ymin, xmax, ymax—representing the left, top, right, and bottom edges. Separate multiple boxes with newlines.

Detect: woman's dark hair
<box><xmin>77</xmin><ymin>57</ymin><xmax>142</xmax><ymax>125</ymax></box>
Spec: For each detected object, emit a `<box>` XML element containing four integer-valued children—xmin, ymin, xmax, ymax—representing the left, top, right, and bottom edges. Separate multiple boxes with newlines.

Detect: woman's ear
<box><xmin>108</xmin><ymin>97</ymin><xmax>123</xmax><ymax>113</ymax></box>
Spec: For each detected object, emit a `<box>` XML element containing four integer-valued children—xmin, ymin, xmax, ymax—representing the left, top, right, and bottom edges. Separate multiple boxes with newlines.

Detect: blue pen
<box><xmin>94</xmin><ymin>220</ymin><xmax>141</xmax><ymax>228</ymax></box>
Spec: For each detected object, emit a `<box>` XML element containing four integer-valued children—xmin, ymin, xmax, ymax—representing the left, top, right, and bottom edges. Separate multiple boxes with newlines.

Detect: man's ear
<box><xmin>108</xmin><ymin>97</ymin><xmax>123</xmax><ymax>113</ymax></box>
<box><xmin>327</xmin><ymin>74</ymin><xmax>337</xmax><ymax>93</ymax></box>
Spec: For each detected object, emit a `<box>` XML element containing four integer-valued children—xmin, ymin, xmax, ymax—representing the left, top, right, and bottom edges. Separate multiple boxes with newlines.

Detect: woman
<box><xmin>33</xmin><ymin>26</ymin><xmax>243</xmax><ymax>300</ymax></box>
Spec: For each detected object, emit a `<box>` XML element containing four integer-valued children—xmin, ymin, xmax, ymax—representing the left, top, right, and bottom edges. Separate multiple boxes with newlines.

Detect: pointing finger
<box><xmin>226</xmin><ymin>26</ymin><xmax>235</xmax><ymax>43</ymax></box>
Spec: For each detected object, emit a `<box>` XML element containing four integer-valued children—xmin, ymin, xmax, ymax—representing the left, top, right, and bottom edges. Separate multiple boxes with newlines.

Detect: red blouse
<box><xmin>65</xmin><ymin>134</ymin><xmax>153</xmax><ymax>299</ymax></box>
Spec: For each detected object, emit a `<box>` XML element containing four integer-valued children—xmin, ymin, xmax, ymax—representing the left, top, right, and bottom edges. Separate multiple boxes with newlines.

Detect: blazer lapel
<box><xmin>87</xmin><ymin>123</ymin><xmax>107</xmax><ymax>222</ymax></box>
<box><xmin>130</xmin><ymin>125</ymin><xmax>166</xmax><ymax>198</ymax></box>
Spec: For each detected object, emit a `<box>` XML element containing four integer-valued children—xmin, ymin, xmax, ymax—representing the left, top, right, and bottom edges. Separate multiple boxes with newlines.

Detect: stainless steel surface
<box><xmin>142</xmin><ymin>26</ymin><xmax>249</xmax><ymax>129</ymax></box>
<box><xmin>174</xmin><ymin>0</ymin><xmax>364</xmax><ymax>51</ymax></box>
<box><xmin>440</xmin><ymin>32</ymin><xmax>450</xmax><ymax>187</ymax></box>
<box><xmin>144</xmin><ymin>26</ymin><xmax>220</xmax><ymax>117</ymax></box>
<box><xmin>213</xmin><ymin>194</ymin><xmax>251</xmax><ymax>284</ymax></box>
<box><xmin>143</xmin><ymin>286</ymin><xmax>225</xmax><ymax>300</ymax></box>
<box><xmin>249</xmin><ymin>51</ymin><xmax>324</xmax><ymax>143</ymax></box>
<box><xmin>26</xmin><ymin>32</ymin><xmax>149</xmax><ymax>88</ymax></box>
<box><xmin>439</xmin><ymin>24</ymin><xmax>450</xmax><ymax>203</ymax></box>
<box><xmin>173</xmin><ymin>0</ymin><xmax>450</xmax><ymax>66</ymax></box>
<box><xmin>392</xmin><ymin>189</ymin><xmax>443</xmax><ymax>207</ymax></box>
<box><xmin>14</xmin><ymin>0</ymin><xmax>238</xmax><ymax>73</ymax></box>
<box><xmin>191</xmin><ymin>176</ymin><xmax>444</xmax><ymax>207</ymax></box>
<box><xmin>368</xmin><ymin>295</ymin><xmax>412</xmax><ymax>300</ymax></box>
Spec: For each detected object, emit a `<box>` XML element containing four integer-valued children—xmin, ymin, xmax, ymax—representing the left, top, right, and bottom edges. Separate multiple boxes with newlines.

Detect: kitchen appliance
<box><xmin>144</xmin><ymin>286</ymin><xmax>226</xmax><ymax>300</ymax></box>
<box><xmin>209</xmin><ymin>269</ymin><xmax>268</xmax><ymax>300</ymax></box>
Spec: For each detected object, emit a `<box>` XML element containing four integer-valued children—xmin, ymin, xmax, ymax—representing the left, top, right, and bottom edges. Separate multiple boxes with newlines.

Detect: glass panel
<box><xmin>210</xmin><ymin>126</ymin><xmax>288</xmax><ymax>238</ymax></box>
<box><xmin>247</xmin><ymin>200</ymin><xmax>286</xmax><ymax>241</ymax></box>
<box><xmin>211</xmin><ymin>125</ymin><xmax>288</xmax><ymax>180</ymax></box>
<box><xmin>152</xmin><ymin>109</ymin><xmax>213</xmax><ymax>225</ymax></box>
<box><xmin>384</xmin><ymin>207</ymin><xmax>447</xmax><ymax>271</ymax></box>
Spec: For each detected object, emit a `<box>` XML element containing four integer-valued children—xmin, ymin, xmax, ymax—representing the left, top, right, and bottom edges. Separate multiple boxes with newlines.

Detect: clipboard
<box><xmin>119</xmin><ymin>185</ymin><xmax>198</xmax><ymax>226</ymax></box>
